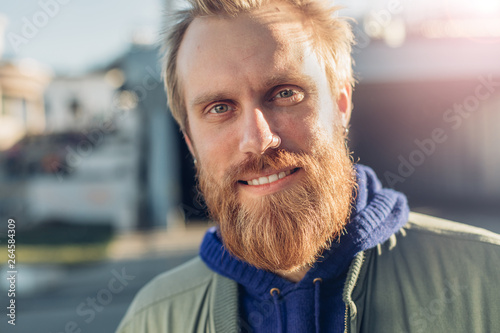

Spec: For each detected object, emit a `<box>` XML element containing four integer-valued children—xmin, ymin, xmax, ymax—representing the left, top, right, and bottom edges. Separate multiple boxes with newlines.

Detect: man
<box><xmin>117</xmin><ymin>0</ymin><xmax>500</xmax><ymax>332</ymax></box>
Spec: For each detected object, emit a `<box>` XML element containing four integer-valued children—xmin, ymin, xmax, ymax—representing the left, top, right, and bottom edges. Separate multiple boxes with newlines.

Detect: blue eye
<box><xmin>271</xmin><ymin>88</ymin><xmax>305</xmax><ymax>105</ymax></box>
<box><xmin>209</xmin><ymin>104</ymin><xmax>230</xmax><ymax>114</ymax></box>
<box><xmin>277</xmin><ymin>89</ymin><xmax>295</xmax><ymax>98</ymax></box>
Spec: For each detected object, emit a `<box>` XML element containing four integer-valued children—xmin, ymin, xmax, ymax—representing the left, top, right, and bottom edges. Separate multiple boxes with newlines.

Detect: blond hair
<box><xmin>162</xmin><ymin>0</ymin><xmax>355</xmax><ymax>132</ymax></box>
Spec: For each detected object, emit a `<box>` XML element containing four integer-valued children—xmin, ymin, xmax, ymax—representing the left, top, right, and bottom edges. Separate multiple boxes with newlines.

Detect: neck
<box><xmin>275</xmin><ymin>266</ymin><xmax>310</xmax><ymax>283</ymax></box>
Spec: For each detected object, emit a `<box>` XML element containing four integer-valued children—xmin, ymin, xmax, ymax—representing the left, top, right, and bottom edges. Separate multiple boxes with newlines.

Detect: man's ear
<box><xmin>183</xmin><ymin>131</ymin><xmax>196</xmax><ymax>158</ymax></box>
<box><xmin>337</xmin><ymin>83</ymin><xmax>353</xmax><ymax>128</ymax></box>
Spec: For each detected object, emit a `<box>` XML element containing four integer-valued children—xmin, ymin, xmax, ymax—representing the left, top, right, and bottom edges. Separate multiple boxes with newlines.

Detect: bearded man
<box><xmin>117</xmin><ymin>0</ymin><xmax>500</xmax><ymax>332</ymax></box>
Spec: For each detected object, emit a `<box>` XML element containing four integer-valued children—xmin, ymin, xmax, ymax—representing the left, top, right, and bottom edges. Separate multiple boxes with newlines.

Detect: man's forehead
<box><xmin>195</xmin><ymin>1</ymin><xmax>308</xmax><ymax>35</ymax></box>
<box><xmin>179</xmin><ymin>3</ymin><xmax>310</xmax><ymax>56</ymax></box>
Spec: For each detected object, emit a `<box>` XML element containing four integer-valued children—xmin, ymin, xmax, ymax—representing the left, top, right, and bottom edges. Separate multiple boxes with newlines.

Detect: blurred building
<box><xmin>349</xmin><ymin>1</ymin><xmax>500</xmax><ymax>210</ymax></box>
<box><xmin>44</xmin><ymin>69</ymin><xmax>121</xmax><ymax>132</ymax></box>
<box><xmin>15</xmin><ymin>40</ymin><xmax>183</xmax><ymax>232</ymax></box>
<box><xmin>0</xmin><ymin>30</ymin><xmax>181</xmax><ymax>232</ymax></box>
<box><xmin>0</xmin><ymin>14</ymin><xmax>6</xmax><ymax>58</ymax></box>
<box><xmin>0</xmin><ymin>59</ymin><xmax>51</xmax><ymax>150</ymax></box>
<box><xmin>109</xmin><ymin>41</ymin><xmax>183</xmax><ymax>229</ymax></box>
<box><xmin>0</xmin><ymin>13</ymin><xmax>51</xmax><ymax>150</ymax></box>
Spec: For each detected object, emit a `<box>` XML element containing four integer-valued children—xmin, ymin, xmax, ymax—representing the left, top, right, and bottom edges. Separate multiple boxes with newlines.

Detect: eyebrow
<box><xmin>191</xmin><ymin>93</ymin><xmax>234</xmax><ymax>110</ymax></box>
<box><xmin>264</xmin><ymin>73</ymin><xmax>317</xmax><ymax>91</ymax></box>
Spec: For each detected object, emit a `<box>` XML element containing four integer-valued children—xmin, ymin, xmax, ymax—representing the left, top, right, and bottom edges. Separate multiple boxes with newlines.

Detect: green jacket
<box><xmin>116</xmin><ymin>212</ymin><xmax>500</xmax><ymax>332</ymax></box>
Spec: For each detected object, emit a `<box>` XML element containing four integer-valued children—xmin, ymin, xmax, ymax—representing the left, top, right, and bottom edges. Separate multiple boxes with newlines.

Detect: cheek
<box><xmin>275</xmin><ymin>103</ymin><xmax>328</xmax><ymax>151</ymax></box>
<box><xmin>191</xmin><ymin>124</ymin><xmax>238</xmax><ymax>178</ymax></box>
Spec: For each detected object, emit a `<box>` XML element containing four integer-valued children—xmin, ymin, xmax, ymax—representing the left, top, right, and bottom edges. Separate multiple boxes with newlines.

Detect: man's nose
<box><xmin>239</xmin><ymin>107</ymin><xmax>275</xmax><ymax>155</ymax></box>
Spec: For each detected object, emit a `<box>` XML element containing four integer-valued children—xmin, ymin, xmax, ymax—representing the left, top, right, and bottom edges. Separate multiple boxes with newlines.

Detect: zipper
<box><xmin>342</xmin><ymin>251</ymin><xmax>366</xmax><ymax>333</ymax></box>
<box><xmin>344</xmin><ymin>303</ymin><xmax>349</xmax><ymax>333</ymax></box>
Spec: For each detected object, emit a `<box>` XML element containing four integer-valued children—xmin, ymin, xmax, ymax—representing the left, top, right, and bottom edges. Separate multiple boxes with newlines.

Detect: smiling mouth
<box><xmin>238</xmin><ymin>168</ymin><xmax>300</xmax><ymax>186</ymax></box>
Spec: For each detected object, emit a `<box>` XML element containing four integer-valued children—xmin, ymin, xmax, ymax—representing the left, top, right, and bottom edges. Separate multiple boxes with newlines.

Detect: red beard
<box><xmin>197</xmin><ymin>133</ymin><xmax>356</xmax><ymax>273</ymax></box>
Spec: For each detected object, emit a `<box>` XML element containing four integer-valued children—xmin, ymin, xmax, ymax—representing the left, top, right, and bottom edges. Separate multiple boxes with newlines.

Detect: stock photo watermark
<box><xmin>352</xmin><ymin>0</ymin><xmax>408</xmax><ymax>53</ymax></box>
<box><xmin>50</xmin><ymin>267</ymin><xmax>135</xmax><ymax>333</ymax></box>
<box><xmin>49</xmin><ymin>109</ymin><xmax>125</xmax><ymax>182</ymax></box>
<box><xmin>5</xmin><ymin>218</ymin><xmax>17</xmax><ymax>326</ymax></box>
<box><xmin>401</xmin><ymin>280</ymin><xmax>468</xmax><ymax>333</ymax></box>
<box><xmin>50</xmin><ymin>64</ymin><xmax>162</xmax><ymax>182</ymax></box>
<box><xmin>7</xmin><ymin>0</ymin><xmax>74</xmax><ymax>54</ymax></box>
<box><xmin>384</xmin><ymin>74</ymin><xmax>500</xmax><ymax>187</ymax></box>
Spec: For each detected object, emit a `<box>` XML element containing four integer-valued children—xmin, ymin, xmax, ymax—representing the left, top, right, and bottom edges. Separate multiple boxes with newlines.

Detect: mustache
<box><xmin>214</xmin><ymin>149</ymin><xmax>308</xmax><ymax>184</ymax></box>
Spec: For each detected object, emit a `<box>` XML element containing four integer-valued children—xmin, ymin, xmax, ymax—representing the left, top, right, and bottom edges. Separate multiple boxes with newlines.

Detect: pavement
<box><xmin>106</xmin><ymin>222</ymin><xmax>212</xmax><ymax>260</ymax></box>
<box><xmin>1</xmin><ymin>253</ymin><xmax>199</xmax><ymax>333</ymax></box>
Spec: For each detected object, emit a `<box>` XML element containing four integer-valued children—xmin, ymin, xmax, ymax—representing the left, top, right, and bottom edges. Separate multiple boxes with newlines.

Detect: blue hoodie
<box><xmin>200</xmin><ymin>164</ymin><xmax>409</xmax><ymax>333</ymax></box>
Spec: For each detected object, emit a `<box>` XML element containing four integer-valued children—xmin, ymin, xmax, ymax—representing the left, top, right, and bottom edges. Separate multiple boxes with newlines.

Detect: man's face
<box><xmin>177</xmin><ymin>2</ymin><xmax>355</xmax><ymax>272</ymax></box>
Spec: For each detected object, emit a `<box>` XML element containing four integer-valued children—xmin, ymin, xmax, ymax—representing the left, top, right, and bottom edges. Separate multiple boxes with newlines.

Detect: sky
<box><xmin>0</xmin><ymin>0</ymin><xmax>165</xmax><ymax>75</ymax></box>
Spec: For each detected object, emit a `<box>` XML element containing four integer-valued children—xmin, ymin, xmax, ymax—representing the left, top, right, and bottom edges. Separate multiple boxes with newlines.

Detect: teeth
<box><xmin>268</xmin><ymin>174</ymin><xmax>278</xmax><ymax>183</ymax></box>
<box><xmin>246</xmin><ymin>169</ymin><xmax>294</xmax><ymax>186</ymax></box>
<box><xmin>258</xmin><ymin>176</ymin><xmax>269</xmax><ymax>184</ymax></box>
